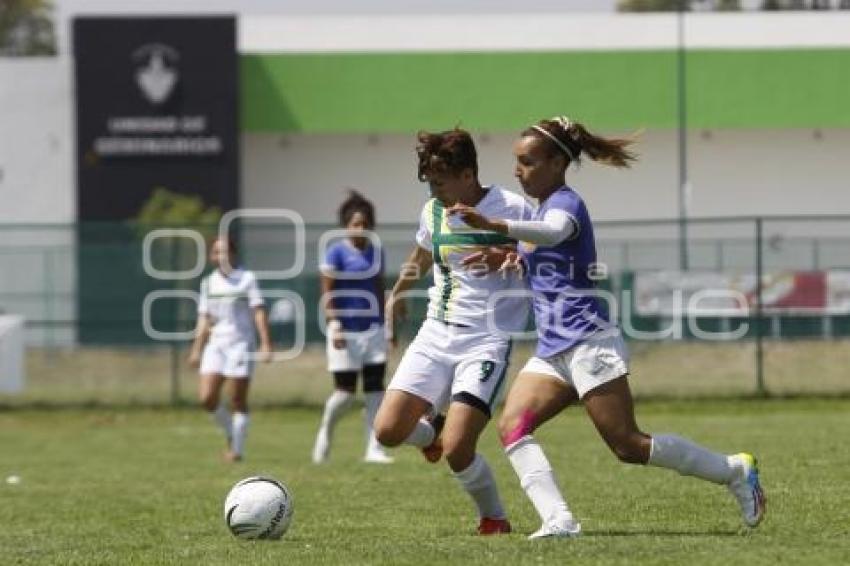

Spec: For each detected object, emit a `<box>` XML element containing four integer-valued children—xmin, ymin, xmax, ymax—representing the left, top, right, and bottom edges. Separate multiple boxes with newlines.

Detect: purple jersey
<box><xmin>322</xmin><ymin>240</ymin><xmax>384</xmax><ymax>332</ymax></box>
<box><xmin>520</xmin><ymin>186</ymin><xmax>611</xmax><ymax>358</ymax></box>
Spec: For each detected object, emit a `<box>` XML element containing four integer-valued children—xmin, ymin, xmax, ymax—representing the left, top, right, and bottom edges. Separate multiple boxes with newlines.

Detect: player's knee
<box><xmin>443</xmin><ymin>440</ymin><xmax>475</xmax><ymax>472</ymax></box>
<box><xmin>610</xmin><ymin>436</ymin><xmax>648</xmax><ymax>465</ymax></box>
<box><xmin>200</xmin><ymin>393</ymin><xmax>218</xmax><ymax>412</ymax></box>
<box><xmin>373</xmin><ymin>419</ymin><xmax>404</xmax><ymax>448</ymax></box>
<box><xmin>498</xmin><ymin>409</ymin><xmax>536</xmax><ymax>447</ymax></box>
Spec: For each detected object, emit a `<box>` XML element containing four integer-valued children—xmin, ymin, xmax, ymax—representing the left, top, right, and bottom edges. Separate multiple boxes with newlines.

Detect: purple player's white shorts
<box><xmin>520</xmin><ymin>330</ymin><xmax>629</xmax><ymax>398</ymax></box>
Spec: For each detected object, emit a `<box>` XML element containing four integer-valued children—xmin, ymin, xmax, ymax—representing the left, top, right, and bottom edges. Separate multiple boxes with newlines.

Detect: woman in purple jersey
<box><xmin>312</xmin><ymin>190</ymin><xmax>394</xmax><ymax>464</ymax></box>
<box><xmin>450</xmin><ymin>116</ymin><xmax>765</xmax><ymax>538</ymax></box>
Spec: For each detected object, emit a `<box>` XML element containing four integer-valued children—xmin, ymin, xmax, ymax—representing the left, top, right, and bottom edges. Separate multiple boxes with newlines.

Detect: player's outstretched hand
<box><xmin>447</xmin><ymin>203</ymin><xmax>495</xmax><ymax>231</ymax></box>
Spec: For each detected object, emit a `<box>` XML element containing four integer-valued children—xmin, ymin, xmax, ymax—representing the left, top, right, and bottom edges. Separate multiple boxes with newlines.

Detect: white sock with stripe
<box><xmin>212</xmin><ymin>404</ymin><xmax>232</xmax><ymax>442</ymax></box>
<box><xmin>231</xmin><ymin>412</ymin><xmax>250</xmax><ymax>457</ymax></box>
<box><xmin>453</xmin><ymin>454</ymin><xmax>506</xmax><ymax>520</ymax></box>
<box><xmin>648</xmin><ymin>434</ymin><xmax>735</xmax><ymax>484</ymax></box>
<box><xmin>505</xmin><ymin>435</ymin><xmax>574</xmax><ymax>524</ymax></box>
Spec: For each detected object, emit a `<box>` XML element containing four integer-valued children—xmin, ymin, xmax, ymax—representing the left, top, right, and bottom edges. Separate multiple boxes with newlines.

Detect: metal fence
<box><xmin>2</xmin><ymin>216</ymin><xmax>849</xmax><ymax>406</ymax></box>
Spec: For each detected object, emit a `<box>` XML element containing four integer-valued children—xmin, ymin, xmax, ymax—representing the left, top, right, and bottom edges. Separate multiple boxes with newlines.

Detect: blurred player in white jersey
<box><xmin>188</xmin><ymin>236</ymin><xmax>272</xmax><ymax>462</ymax></box>
<box><xmin>312</xmin><ymin>190</ymin><xmax>394</xmax><ymax>464</ymax></box>
<box><xmin>374</xmin><ymin>128</ymin><xmax>532</xmax><ymax>535</ymax></box>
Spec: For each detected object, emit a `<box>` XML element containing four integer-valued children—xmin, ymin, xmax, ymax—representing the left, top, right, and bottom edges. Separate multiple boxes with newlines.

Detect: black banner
<box><xmin>74</xmin><ymin>16</ymin><xmax>239</xmax><ymax>220</ymax></box>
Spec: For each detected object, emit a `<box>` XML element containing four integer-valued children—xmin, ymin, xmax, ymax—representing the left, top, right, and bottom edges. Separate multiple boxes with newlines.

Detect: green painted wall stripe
<box><xmin>241</xmin><ymin>49</ymin><xmax>850</xmax><ymax>133</ymax></box>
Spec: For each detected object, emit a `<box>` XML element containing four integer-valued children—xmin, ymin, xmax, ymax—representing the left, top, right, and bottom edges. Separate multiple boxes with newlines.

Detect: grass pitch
<box><xmin>1</xmin><ymin>399</ymin><xmax>848</xmax><ymax>565</ymax></box>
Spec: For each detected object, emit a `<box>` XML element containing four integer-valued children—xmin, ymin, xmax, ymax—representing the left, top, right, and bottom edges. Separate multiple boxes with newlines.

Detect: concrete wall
<box><xmin>0</xmin><ymin>58</ymin><xmax>75</xmax><ymax>224</ymax></box>
<box><xmin>241</xmin><ymin>129</ymin><xmax>850</xmax><ymax>224</ymax></box>
<box><xmin>0</xmin><ymin>59</ymin><xmax>76</xmax><ymax>345</ymax></box>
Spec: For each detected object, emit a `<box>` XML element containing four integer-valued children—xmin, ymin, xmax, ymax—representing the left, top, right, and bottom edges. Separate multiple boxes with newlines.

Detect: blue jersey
<box><xmin>321</xmin><ymin>240</ymin><xmax>384</xmax><ymax>332</ymax></box>
<box><xmin>520</xmin><ymin>186</ymin><xmax>612</xmax><ymax>358</ymax></box>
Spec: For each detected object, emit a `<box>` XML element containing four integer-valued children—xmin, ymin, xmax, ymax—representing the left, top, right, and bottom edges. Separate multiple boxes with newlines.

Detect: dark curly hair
<box><xmin>416</xmin><ymin>128</ymin><xmax>478</xmax><ymax>181</ymax></box>
<box><xmin>338</xmin><ymin>189</ymin><xmax>375</xmax><ymax>228</ymax></box>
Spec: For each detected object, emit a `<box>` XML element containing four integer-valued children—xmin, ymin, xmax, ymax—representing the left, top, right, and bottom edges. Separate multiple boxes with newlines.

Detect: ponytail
<box><xmin>523</xmin><ymin>116</ymin><xmax>637</xmax><ymax>169</ymax></box>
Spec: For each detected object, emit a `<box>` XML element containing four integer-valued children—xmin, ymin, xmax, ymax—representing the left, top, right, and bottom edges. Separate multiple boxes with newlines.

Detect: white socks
<box><xmin>231</xmin><ymin>412</ymin><xmax>250</xmax><ymax>457</ymax></box>
<box><xmin>363</xmin><ymin>391</ymin><xmax>387</xmax><ymax>456</ymax></box>
<box><xmin>320</xmin><ymin>390</ymin><xmax>355</xmax><ymax>430</ymax></box>
<box><xmin>212</xmin><ymin>404</ymin><xmax>232</xmax><ymax>440</ymax></box>
<box><xmin>453</xmin><ymin>454</ymin><xmax>506</xmax><ymax>520</ymax></box>
<box><xmin>402</xmin><ymin>419</ymin><xmax>436</xmax><ymax>448</ymax></box>
<box><xmin>505</xmin><ymin>435</ymin><xmax>574</xmax><ymax>524</ymax></box>
<box><xmin>648</xmin><ymin>434</ymin><xmax>735</xmax><ymax>484</ymax></box>
<box><xmin>313</xmin><ymin>390</ymin><xmax>355</xmax><ymax>462</ymax></box>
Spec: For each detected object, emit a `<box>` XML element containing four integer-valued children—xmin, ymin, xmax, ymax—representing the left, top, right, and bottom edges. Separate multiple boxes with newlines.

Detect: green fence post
<box><xmin>755</xmin><ymin>217</ymin><xmax>766</xmax><ymax>396</ymax></box>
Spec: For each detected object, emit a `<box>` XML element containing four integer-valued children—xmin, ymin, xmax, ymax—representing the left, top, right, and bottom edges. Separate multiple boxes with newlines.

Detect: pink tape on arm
<box><xmin>501</xmin><ymin>409</ymin><xmax>537</xmax><ymax>447</ymax></box>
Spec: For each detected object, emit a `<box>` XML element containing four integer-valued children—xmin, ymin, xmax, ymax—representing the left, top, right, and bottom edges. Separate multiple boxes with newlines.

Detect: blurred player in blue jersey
<box><xmin>312</xmin><ymin>190</ymin><xmax>394</xmax><ymax>464</ymax></box>
<box><xmin>450</xmin><ymin>116</ymin><xmax>766</xmax><ymax>538</ymax></box>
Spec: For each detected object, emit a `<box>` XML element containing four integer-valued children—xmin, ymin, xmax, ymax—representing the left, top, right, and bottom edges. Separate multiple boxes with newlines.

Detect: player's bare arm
<box><xmin>188</xmin><ymin>315</ymin><xmax>212</xmax><ymax>368</ymax></box>
<box><xmin>253</xmin><ymin>307</ymin><xmax>272</xmax><ymax>363</ymax></box>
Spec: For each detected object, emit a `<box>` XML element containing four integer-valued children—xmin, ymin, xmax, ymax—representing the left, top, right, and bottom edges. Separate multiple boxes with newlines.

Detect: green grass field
<box><xmin>1</xmin><ymin>399</ymin><xmax>848</xmax><ymax>565</ymax></box>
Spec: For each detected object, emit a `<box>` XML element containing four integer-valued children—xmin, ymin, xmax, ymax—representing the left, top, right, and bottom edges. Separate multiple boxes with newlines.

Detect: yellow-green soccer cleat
<box><xmin>727</xmin><ymin>453</ymin><xmax>766</xmax><ymax>527</ymax></box>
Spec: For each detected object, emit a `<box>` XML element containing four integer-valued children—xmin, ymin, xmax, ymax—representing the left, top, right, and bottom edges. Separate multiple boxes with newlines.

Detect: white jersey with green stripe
<box><xmin>198</xmin><ymin>267</ymin><xmax>265</xmax><ymax>344</ymax></box>
<box><xmin>415</xmin><ymin>185</ymin><xmax>533</xmax><ymax>333</ymax></box>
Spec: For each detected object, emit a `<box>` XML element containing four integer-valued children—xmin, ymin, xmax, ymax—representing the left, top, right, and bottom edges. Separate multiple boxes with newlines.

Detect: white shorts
<box><xmin>326</xmin><ymin>325</ymin><xmax>388</xmax><ymax>372</ymax></box>
<box><xmin>388</xmin><ymin>319</ymin><xmax>512</xmax><ymax>416</ymax></box>
<box><xmin>521</xmin><ymin>331</ymin><xmax>629</xmax><ymax>399</ymax></box>
<box><xmin>200</xmin><ymin>340</ymin><xmax>254</xmax><ymax>379</ymax></box>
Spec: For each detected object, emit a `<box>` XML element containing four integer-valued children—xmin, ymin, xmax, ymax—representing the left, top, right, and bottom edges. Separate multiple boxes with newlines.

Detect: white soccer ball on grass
<box><xmin>223</xmin><ymin>476</ymin><xmax>294</xmax><ymax>540</ymax></box>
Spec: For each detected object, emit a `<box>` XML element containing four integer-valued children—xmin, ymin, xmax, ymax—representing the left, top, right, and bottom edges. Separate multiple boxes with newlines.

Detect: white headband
<box><xmin>531</xmin><ymin>115</ymin><xmax>579</xmax><ymax>160</ymax></box>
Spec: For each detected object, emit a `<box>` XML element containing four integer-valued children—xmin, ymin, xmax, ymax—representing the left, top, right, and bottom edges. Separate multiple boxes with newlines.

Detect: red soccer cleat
<box><xmin>478</xmin><ymin>517</ymin><xmax>512</xmax><ymax>536</ymax></box>
<box><xmin>420</xmin><ymin>437</ymin><xmax>443</xmax><ymax>463</ymax></box>
<box><xmin>420</xmin><ymin>413</ymin><xmax>446</xmax><ymax>464</ymax></box>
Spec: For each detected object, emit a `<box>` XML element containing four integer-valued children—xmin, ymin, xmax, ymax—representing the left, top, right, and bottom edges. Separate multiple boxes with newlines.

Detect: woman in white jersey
<box><xmin>450</xmin><ymin>116</ymin><xmax>766</xmax><ymax>538</ymax></box>
<box><xmin>373</xmin><ymin>128</ymin><xmax>532</xmax><ymax>535</ymax></box>
<box><xmin>188</xmin><ymin>237</ymin><xmax>272</xmax><ymax>462</ymax></box>
<box><xmin>312</xmin><ymin>190</ymin><xmax>394</xmax><ymax>465</ymax></box>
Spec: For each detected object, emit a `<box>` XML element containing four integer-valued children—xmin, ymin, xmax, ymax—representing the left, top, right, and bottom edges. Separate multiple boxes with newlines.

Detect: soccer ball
<box><xmin>223</xmin><ymin>476</ymin><xmax>294</xmax><ymax>540</ymax></box>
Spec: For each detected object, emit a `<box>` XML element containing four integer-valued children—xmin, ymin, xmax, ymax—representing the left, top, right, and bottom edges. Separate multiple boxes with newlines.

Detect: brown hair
<box><xmin>523</xmin><ymin>117</ymin><xmax>637</xmax><ymax>168</ymax></box>
<box><xmin>209</xmin><ymin>235</ymin><xmax>238</xmax><ymax>256</ymax></box>
<box><xmin>338</xmin><ymin>189</ymin><xmax>376</xmax><ymax>228</ymax></box>
<box><xmin>416</xmin><ymin>128</ymin><xmax>478</xmax><ymax>181</ymax></box>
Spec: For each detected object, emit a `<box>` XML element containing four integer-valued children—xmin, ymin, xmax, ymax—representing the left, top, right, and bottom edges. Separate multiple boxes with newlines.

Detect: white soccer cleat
<box><xmin>727</xmin><ymin>452</ymin><xmax>766</xmax><ymax>528</ymax></box>
<box><xmin>363</xmin><ymin>449</ymin><xmax>395</xmax><ymax>464</ymax></box>
<box><xmin>312</xmin><ymin>428</ymin><xmax>330</xmax><ymax>464</ymax></box>
<box><xmin>528</xmin><ymin>517</ymin><xmax>582</xmax><ymax>540</ymax></box>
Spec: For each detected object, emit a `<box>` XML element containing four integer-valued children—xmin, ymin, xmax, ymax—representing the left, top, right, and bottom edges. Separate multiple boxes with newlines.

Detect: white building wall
<box><xmin>0</xmin><ymin>58</ymin><xmax>75</xmax><ymax>224</ymax></box>
<box><xmin>241</xmin><ymin>129</ymin><xmax>850</xmax><ymax>225</ymax></box>
<box><xmin>0</xmin><ymin>59</ymin><xmax>76</xmax><ymax>345</ymax></box>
